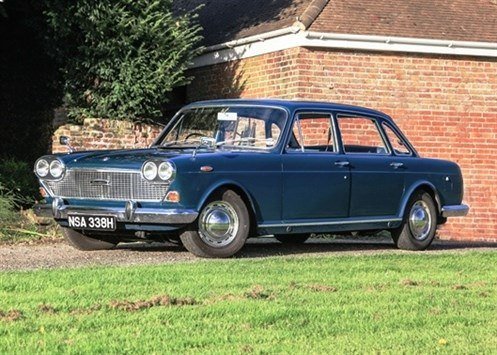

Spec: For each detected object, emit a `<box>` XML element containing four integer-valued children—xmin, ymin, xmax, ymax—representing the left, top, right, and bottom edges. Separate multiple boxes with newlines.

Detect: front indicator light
<box><xmin>39</xmin><ymin>187</ymin><xmax>47</xmax><ymax>198</ymax></box>
<box><xmin>165</xmin><ymin>191</ymin><xmax>180</xmax><ymax>203</ymax></box>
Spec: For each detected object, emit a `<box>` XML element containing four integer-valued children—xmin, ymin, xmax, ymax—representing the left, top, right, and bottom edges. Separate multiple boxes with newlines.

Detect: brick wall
<box><xmin>186</xmin><ymin>47</ymin><xmax>497</xmax><ymax>242</ymax></box>
<box><xmin>187</xmin><ymin>48</ymin><xmax>302</xmax><ymax>101</ymax></box>
<box><xmin>52</xmin><ymin>118</ymin><xmax>163</xmax><ymax>153</ymax></box>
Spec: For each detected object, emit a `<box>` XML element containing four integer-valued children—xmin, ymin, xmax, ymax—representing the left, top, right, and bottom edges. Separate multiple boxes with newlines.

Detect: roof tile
<box><xmin>311</xmin><ymin>0</ymin><xmax>497</xmax><ymax>43</ymax></box>
<box><xmin>175</xmin><ymin>0</ymin><xmax>311</xmax><ymax>46</ymax></box>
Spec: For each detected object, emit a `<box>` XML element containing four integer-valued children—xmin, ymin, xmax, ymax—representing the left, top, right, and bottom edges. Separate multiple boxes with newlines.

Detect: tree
<box><xmin>46</xmin><ymin>0</ymin><xmax>202</xmax><ymax>121</ymax></box>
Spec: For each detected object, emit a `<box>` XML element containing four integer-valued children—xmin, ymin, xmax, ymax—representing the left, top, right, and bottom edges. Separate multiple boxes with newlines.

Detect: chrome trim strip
<box><xmin>259</xmin><ymin>217</ymin><xmax>402</xmax><ymax>228</ymax></box>
<box><xmin>64</xmin><ymin>167</ymin><xmax>139</xmax><ymax>172</ymax></box>
<box><xmin>39</xmin><ymin>179</ymin><xmax>54</xmax><ymax>198</ymax></box>
<box><xmin>48</xmin><ymin>196</ymin><xmax>168</xmax><ymax>202</ymax></box>
<box><xmin>441</xmin><ymin>204</ymin><xmax>469</xmax><ymax>217</ymax></box>
<box><xmin>55</xmin><ymin>205</ymin><xmax>198</xmax><ymax>225</ymax></box>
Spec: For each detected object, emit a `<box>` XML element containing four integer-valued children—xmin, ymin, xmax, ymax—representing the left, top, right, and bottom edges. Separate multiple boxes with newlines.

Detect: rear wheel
<box><xmin>62</xmin><ymin>228</ymin><xmax>118</xmax><ymax>251</ymax></box>
<box><xmin>180</xmin><ymin>189</ymin><xmax>250</xmax><ymax>258</ymax></box>
<box><xmin>274</xmin><ymin>234</ymin><xmax>310</xmax><ymax>244</ymax></box>
<box><xmin>391</xmin><ymin>191</ymin><xmax>437</xmax><ymax>250</ymax></box>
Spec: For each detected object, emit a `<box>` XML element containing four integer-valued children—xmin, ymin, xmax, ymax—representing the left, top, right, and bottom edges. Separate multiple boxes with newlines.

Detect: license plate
<box><xmin>67</xmin><ymin>214</ymin><xmax>117</xmax><ymax>231</ymax></box>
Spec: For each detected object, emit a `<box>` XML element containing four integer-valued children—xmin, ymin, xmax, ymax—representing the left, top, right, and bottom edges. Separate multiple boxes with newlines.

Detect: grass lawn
<box><xmin>1</xmin><ymin>252</ymin><xmax>496</xmax><ymax>353</ymax></box>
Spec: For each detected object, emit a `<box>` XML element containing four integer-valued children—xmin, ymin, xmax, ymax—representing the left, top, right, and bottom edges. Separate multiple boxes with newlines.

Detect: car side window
<box><xmin>382</xmin><ymin>123</ymin><xmax>412</xmax><ymax>155</ymax></box>
<box><xmin>287</xmin><ymin>113</ymin><xmax>336</xmax><ymax>153</ymax></box>
<box><xmin>337</xmin><ymin>115</ymin><xmax>388</xmax><ymax>154</ymax></box>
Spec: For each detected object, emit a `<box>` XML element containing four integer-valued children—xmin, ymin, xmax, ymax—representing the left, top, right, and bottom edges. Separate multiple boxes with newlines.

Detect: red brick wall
<box><xmin>187</xmin><ymin>48</ymin><xmax>302</xmax><ymax>101</ymax></box>
<box><xmin>186</xmin><ymin>47</ymin><xmax>497</xmax><ymax>242</ymax></box>
<box><xmin>337</xmin><ymin>116</ymin><xmax>385</xmax><ymax>148</ymax></box>
<box><xmin>52</xmin><ymin>118</ymin><xmax>163</xmax><ymax>153</ymax></box>
<box><xmin>298</xmin><ymin>118</ymin><xmax>333</xmax><ymax>146</ymax></box>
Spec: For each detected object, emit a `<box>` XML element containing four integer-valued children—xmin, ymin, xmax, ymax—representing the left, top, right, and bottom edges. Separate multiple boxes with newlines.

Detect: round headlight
<box><xmin>35</xmin><ymin>159</ymin><xmax>49</xmax><ymax>177</ymax></box>
<box><xmin>142</xmin><ymin>161</ymin><xmax>158</xmax><ymax>181</ymax></box>
<box><xmin>158</xmin><ymin>162</ymin><xmax>175</xmax><ymax>181</ymax></box>
<box><xmin>49</xmin><ymin>160</ymin><xmax>65</xmax><ymax>178</ymax></box>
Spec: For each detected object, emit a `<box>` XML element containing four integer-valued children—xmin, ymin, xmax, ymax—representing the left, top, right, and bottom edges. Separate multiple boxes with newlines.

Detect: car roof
<box><xmin>184</xmin><ymin>99</ymin><xmax>391</xmax><ymax>120</ymax></box>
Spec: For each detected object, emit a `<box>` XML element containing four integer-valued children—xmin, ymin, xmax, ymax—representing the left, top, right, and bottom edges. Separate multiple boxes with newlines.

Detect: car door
<box><xmin>282</xmin><ymin>112</ymin><xmax>350</xmax><ymax>221</ymax></box>
<box><xmin>336</xmin><ymin>113</ymin><xmax>406</xmax><ymax>217</ymax></box>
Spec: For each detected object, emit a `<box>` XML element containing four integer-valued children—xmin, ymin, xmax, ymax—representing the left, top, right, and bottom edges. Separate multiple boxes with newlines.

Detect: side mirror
<box><xmin>60</xmin><ymin>136</ymin><xmax>70</xmax><ymax>145</ymax></box>
<box><xmin>199</xmin><ymin>137</ymin><xmax>216</xmax><ymax>149</ymax></box>
<box><xmin>59</xmin><ymin>136</ymin><xmax>74</xmax><ymax>153</ymax></box>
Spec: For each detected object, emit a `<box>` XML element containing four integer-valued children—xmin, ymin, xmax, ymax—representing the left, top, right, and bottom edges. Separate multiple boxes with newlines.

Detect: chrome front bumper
<box><xmin>34</xmin><ymin>199</ymin><xmax>198</xmax><ymax>225</ymax></box>
<box><xmin>441</xmin><ymin>204</ymin><xmax>469</xmax><ymax>217</ymax></box>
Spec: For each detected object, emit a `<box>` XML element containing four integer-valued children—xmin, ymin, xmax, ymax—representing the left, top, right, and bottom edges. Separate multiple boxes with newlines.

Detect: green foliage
<box><xmin>45</xmin><ymin>0</ymin><xmax>203</xmax><ymax>121</ymax></box>
<box><xmin>0</xmin><ymin>158</ymin><xmax>40</xmax><ymax>207</ymax></box>
<box><xmin>1</xmin><ymin>253</ymin><xmax>497</xmax><ymax>352</ymax></box>
<box><xmin>0</xmin><ymin>181</ymin><xmax>60</xmax><ymax>243</ymax></box>
<box><xmin>0</xmin><ymin>183</ymin><xmax>18</xmax><ymax>223</ymax></box>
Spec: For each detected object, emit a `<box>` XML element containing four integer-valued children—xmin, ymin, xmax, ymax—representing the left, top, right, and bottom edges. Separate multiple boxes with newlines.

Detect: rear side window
<box><xmin>382</xmin><ymin>123</ymin><xmax>412</xmax><ymax>155</ymax></box>
<box><xmin>337</xmin><ymin>115</ymin><xmax>388</xmax><ymax>154</ymax></box>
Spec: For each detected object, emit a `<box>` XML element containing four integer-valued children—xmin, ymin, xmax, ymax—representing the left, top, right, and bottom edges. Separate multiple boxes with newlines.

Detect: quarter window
<box><xmin>382</xmin><ymin>123</ymin><xmax>412</xmax><ymax>155</ymax></box>
<box><xmin>287</xmin><ymin>113</ymin><xmax>335</xmax><ymax>153</ymax></box>
<box><xmin>337</xmin><ymin>115</ymin><xmax>388</xmax><ymax>154</ymax></box>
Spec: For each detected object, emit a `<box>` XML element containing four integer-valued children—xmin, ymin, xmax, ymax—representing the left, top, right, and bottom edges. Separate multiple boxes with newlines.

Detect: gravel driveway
<box><xmin>1</xmin><ymin>237</ymin><xmax>496</xmax><ymax>271</ymax></box>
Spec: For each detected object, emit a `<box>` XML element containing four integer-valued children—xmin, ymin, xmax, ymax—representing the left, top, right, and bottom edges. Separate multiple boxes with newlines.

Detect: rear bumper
<box><xmin>34</xmin><ymin>199</ymin><xmax>198</xmax><ymax>225</ymax></box>
<box><xmin>441</xmin><ymin>204</ymin><xmax>469</xmax><ymax>217</ymax></box>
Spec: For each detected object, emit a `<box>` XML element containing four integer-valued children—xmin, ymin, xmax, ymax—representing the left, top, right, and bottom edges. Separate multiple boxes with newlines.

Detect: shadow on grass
<box><xmin>116</xmin><ymin>237</ymin><xmax>497</xmax><ymax>259</ymax></box>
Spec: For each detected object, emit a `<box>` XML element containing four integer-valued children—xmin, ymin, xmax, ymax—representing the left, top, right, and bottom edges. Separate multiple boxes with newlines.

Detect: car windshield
<box><xmin>156</xmin><ymin>106</ymin><xmax>287</xmax><ymax>151</ymax></box>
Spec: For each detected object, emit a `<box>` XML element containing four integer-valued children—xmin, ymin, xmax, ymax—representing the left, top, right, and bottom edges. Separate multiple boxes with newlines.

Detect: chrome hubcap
<box><xmin>199</xmin><ymin>201</ymin><xmax>239</xmax><ymax>247</ymax></box>
<box><xmin>409</xmin><ymin>201</ymin><xmax>432</xmax><ymax>241</ymax></box>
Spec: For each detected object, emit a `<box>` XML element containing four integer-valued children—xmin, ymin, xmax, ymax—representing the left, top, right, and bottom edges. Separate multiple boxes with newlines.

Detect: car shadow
<box><xmin>116</xmin><ymin>237</ymin><xmax>497</xmax><ymax>258</ymax></box>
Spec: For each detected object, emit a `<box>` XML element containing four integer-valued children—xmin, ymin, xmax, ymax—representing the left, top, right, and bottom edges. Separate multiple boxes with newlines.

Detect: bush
<box><xmin>45</xmin><ymin>0</ymin><xmax>203</xmax><ymax>121</ymax></box>
<box><xmin>0</xmin><ymin>183</ymin><xmax>19</xmax><ymax>224</ymax></box>
<box><xmin>0</xmin><ymin>182</ymin><xmax>61</xmax><ymax>243</ymax></box>
<box><xmin>0</xmin><ymin>158</ymin><xmax>40</xmax><ymax>208</ymax></box>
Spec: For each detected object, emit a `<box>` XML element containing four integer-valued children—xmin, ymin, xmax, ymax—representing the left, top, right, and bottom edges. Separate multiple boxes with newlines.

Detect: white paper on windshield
<box><xmin>217</xmin><ymin>112</ymin><xmax>238</xmax><ymax>121</ymax></box>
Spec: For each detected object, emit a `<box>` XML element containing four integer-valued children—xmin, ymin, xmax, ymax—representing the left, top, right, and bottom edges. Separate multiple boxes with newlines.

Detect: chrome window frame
<box><xmin>381</xmin><ymin>122</ymin><xmax>414</xmax><ymax>157</ymax></box>
<box><xmin>335</xmin><ymin>113</ymin><xmax>392</xmax><ymax>155</ymax></box>
<box><xmin>152</xmin><ymin>104</ymin><xmax>290</xmax><ymax>153</ymax></box>
<box><xmin>285</xmin><ymin>111</ymin><xmax>339</xmax><ymax>154</ymax></box>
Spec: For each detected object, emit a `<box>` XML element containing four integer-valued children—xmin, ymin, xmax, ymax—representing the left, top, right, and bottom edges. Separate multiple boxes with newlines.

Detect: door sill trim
<box><xmin>259</xmin><ymin>217</ymin><xmax>402</xmax><ymax>228</ymax></box>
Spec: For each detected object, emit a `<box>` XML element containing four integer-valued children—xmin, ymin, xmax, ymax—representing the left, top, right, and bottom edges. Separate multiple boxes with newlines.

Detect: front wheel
<box><xmin>391</xmin><ymin>191</ymin><xmax>437</xmax><ymax>250</ymax></box>
<box><xmin>180</xmin><ymin>189</ymin><xmax>250</xmax><ymax>258</ymax></box>
<box><xmin>62</xmin><ymin>228</ymin><xmax>118</xmax><ymax>251</ymax></box>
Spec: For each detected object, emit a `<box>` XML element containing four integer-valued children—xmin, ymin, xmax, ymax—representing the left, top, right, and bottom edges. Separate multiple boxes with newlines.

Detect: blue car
<box><xmin>34</xmin><ymin>99</ymin><xmax>469</xmax><ymax>257</ymax></box>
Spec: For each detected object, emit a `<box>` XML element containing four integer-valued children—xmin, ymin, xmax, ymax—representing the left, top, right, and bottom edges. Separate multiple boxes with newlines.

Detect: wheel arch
<box><xmin>398</xmin><ymin>181</ymin><xmax>442</xmax><ymax>219</ymax></box>
<box><xmin>196</xmin><ymin>181</ymin><xmax>259</xmax><ymax>235</ymax></box>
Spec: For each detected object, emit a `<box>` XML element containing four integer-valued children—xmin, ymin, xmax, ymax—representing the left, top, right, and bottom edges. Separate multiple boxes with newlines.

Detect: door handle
<box><xmin>390</xmin><ymin>162</ymin><xmax>405</xmax><ymax>169</ymax></box>
<box><xmin>334</xmin><ymin>161</ymin><xmax>350</xmax><ymax>168</ymax></box>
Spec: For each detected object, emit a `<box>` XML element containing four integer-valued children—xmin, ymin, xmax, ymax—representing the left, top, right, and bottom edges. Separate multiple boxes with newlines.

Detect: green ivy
<box><xmin>46</xmin><ymin>0</ymin><xmax>202</xmax><ymax>121</ymax></box>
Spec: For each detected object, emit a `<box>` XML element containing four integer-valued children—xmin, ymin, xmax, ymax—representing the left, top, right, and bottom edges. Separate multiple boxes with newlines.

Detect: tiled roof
<box><xmin>177</xmin><ymin>0</ymin><xmax>497</xmax><ymax>47</ymax></box>
<box><xmin>174</xmin><ymin>0</ymin><xmax>313</xmax><ymax>46</ymax></box>
<box><xmin>311</xmin><ymin>0</ymin><xmax>497</xmax><ymax>43</ymax></box>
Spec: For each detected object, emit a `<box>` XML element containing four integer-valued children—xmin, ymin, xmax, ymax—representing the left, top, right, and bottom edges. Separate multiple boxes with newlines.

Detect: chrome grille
<box><xmin>44</xmin><ymin>169</ymin><xmax>169</xmax><ymax>201</ymax></box>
